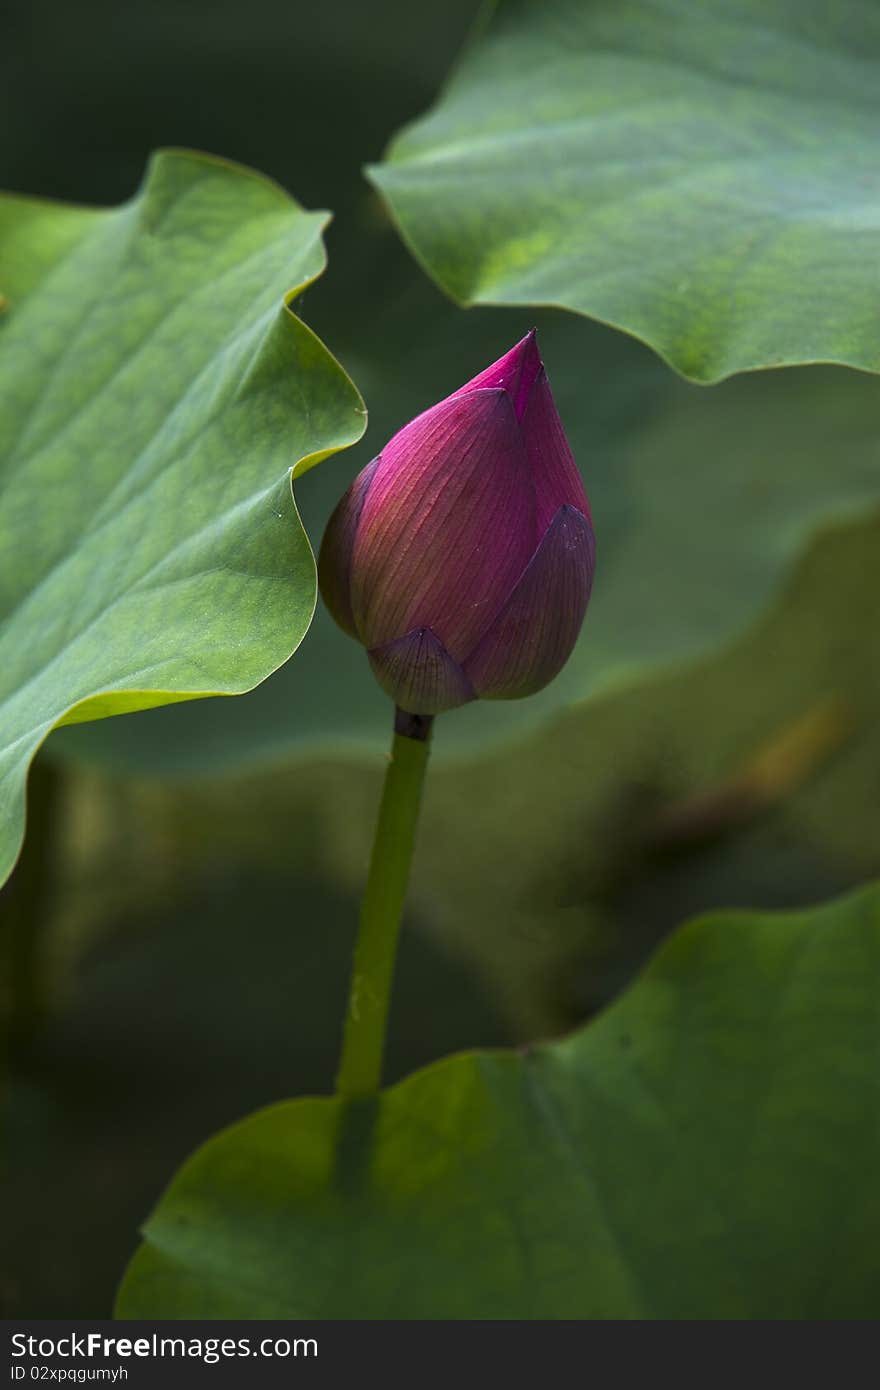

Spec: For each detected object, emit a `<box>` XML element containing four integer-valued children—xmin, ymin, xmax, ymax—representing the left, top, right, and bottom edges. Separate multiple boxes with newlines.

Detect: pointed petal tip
<box><xmin>507</xmin><ymin>329</ymin><xmax>544</xmax><ymax>420</ymax></box>
<box><xmin>455</xmin><ymin>331</ymin><xmax>545</xmax><ymax>422</ymax></box>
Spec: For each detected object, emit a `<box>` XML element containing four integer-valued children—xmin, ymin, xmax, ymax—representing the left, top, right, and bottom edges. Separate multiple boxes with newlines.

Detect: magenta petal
<box><xmin>454</xmin><ymin>329</ymin><xmax>543</xmax><ymax>423</ymax></box>
<box><xmin>368</xmin><ymin>626</ymin><xmax>476</xmax><ymax>716</ymax></box>
<box><xmin>352</xmin><ymin>390</ymin><xmax>536</xmax><ymax>659</ymax></box>
<box><xmin>463</xmin><ymin>506</ymin><xmax>595</xmax><ymax>700</ymax></box>
<box><xmin>317</xmin><ymin>457</ymin><xmax>380</xmax><ymax>639</ymax></box>
<box><xmin>521</xmin><ymin>371</ymin><xmax>591</xmax><ymax>534</ymax></box>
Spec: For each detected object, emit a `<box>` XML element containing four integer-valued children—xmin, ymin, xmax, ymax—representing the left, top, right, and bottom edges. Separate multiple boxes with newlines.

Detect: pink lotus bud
<box><xmin>318</xmin><ymin>331</ymin><xmax>595</xmax><ymax>717</ymax></box>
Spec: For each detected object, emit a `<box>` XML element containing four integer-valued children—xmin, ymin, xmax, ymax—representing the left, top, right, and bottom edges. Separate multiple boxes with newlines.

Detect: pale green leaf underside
<box><xmin>0</xmin><ymin>150</ymin><xmax>365</xmax><ymax>887</ymax></box>
<box><xmin>118</xmin><ymin>883</ymin><xmax>880</xmax><ymax>1318</ymax></box>
<box><xmin>370</xmin><ymin>0</ymin><xmax>880</xmax><ymax>382</ymax></box>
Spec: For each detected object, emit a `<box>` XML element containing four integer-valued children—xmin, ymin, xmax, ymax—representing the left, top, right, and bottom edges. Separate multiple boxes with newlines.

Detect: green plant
<box><xmin>3</xmin><ymin>0</ymin><xmax>879</xmax><ymax>1322</ymax></box>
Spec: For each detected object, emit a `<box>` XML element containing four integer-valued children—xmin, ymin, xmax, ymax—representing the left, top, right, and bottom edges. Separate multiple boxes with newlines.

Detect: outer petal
<box><xmin>453</xmin><ymin>329</ymin><xmax>543</xmax><ymax>423</ymax></box>
<box><xmin>520</xmin><ymin>369</ymin><xmax>591</xmax><ymax>535</ymax></box>
<box><xmin>317</xmin><ymin>457</ymin><xmax>379</xmax><ymax>639</ymax></box>
<box><xmin>351</xmin><ymin>390</ymin><xmax>536</xmax><ymax>659</ymax></box>
<box><xmin>368</xmin><ymin>626</ymin><xmax>475</xmax><ymax>716</ymax></box>
<box><xmin>463</xmin><ymin>506</ymin><xmax>595</xmax><ymax>700</ymax></box>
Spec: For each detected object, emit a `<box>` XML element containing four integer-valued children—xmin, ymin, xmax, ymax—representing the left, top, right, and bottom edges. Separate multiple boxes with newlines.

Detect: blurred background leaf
<box><xmin>117</xmin><ymin>883</ymin><xmax>880</xmax><ymax>1319</ymax></box>
<box><xmin>0</xmin><ymin>151</ymin><xmax>364</xmax><ymax>887</ymax></box>
<box><xmin>372</xmin><ymin>0</ymin><xmax>880</xmax><ymax>382</ymax></box>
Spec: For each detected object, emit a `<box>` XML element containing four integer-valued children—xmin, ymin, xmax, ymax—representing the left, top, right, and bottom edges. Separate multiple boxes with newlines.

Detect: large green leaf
<box><xmin>118</xmin><ymin>883</ymin><xmax>880</xmax><ymax>1318</ymax></box>
<box><xmin>370</xmin><ymin>0</ymin><xmax>880</xmax><ymax>382</ymax></box>
<box><xmin>55</xmin><ymin>245</ymin><xmax>880</xmax><ymax>777</ymax></box>
<box><xmin>0</xmin><ymin>150</ymin><xmax>365</xmax><ymax>886</ymax></box>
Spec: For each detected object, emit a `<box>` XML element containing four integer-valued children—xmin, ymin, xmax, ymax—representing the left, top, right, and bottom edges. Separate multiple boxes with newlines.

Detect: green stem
<box><xmin>335</xmin><ymin>708</ymin><xmax>433</xmax><ymax>1098</ymax></box>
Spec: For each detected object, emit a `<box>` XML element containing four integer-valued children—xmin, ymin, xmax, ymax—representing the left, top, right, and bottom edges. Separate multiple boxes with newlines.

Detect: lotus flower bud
<box><xmin>318</xmin><ymin>331</ymin><xmax>595</xmax><ymax>718</ymax></box>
